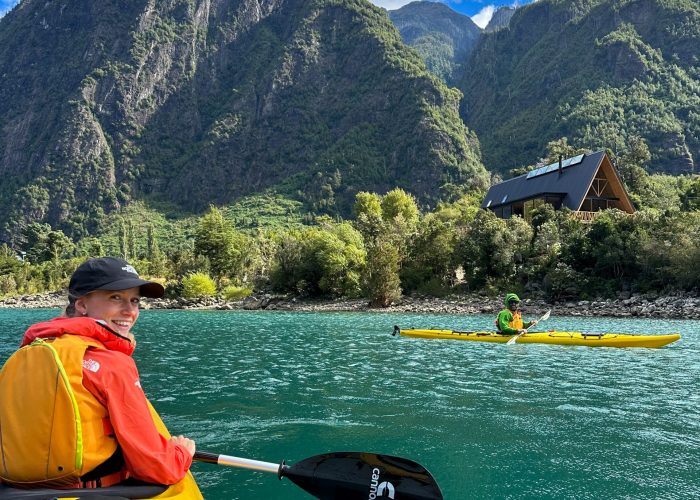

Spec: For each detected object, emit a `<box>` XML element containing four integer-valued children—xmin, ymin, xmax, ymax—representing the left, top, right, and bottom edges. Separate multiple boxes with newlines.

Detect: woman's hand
<box><xmin>170</xmin><ymin>435</ymin><xmax>196</xmax><ymax>457</ymax></box>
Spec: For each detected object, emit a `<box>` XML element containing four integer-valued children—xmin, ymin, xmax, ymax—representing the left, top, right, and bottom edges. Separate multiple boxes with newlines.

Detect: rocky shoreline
<box><xmin>0</xmin><ymin>291</ymin><xmax>697</xmax><ymax>319</ymax></box>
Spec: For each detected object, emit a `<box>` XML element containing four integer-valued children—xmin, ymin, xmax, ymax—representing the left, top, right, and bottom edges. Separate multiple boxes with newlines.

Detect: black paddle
<box><xmin>194</xmin><ymin>450</ymin><xmax>444</xmax><ymax>499</ymax></box>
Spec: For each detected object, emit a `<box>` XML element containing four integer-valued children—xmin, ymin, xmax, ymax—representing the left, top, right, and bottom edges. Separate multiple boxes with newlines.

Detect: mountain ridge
<box><xmin>0</xmin><ymin>0</ymin><xmax>488</xmax><ymax>243</ymax></box>
<box><xmin>459</xmin><ymin>0</ymin><xmax>700</xmax><ymax>173</ymax></box>
<box><xmin>388</xmin><ymin>0</ymin><xmax>481</xmax><ymax>85</ymax></box>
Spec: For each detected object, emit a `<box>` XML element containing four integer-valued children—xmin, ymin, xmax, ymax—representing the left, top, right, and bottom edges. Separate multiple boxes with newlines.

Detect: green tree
<box><xmin>544</xmin><ymin>137</ymin><xmax>585</xmax><ymax>164</ymax></box>
<box><xmin>270</xmin><ymin>223</ymin><xmax>366</xmax><ymax>297</ymax></box>
<box><xmin>75</xmin><ymin>237</ymin><xmax>104</xmax><ymax>258</ymax></box>
<box><xmin>680</xmin><ymin>176</ymin><xmax>700</xmax><ymax>211</ymax></box>
<box><xmin>45</xmin><ymin>230</ymin><xmax>74</xmax><ymax>262</ymax></box>
<box><xmin>118</xmin><ymin>220</ymin><xmax>128</xmax><ymax>259</ymax></box>
<box><xmin>145</xmin><ymin>225</ymin><xmax>167</xmax><ymax>277</ymax></box>
<box><xmin>616</xmin><ymin>136</ymin><xmax>651</xmax><ymax>195</ymax></box>
<box><xmin>401</xmin><ymin>212</ymin><xmax>458</xmax><ymax>293</ymax></box>
<box><xmin>194</xmin><ymin>206</ymin><xmax>251</xmax><ymax>284</ymax></box>
<box><xmin>381</xmin><ymin>188</ymin><xmax>419</xmax><ymax>227</ymax></box>
<box><xmin>363</xmin><ymin>239</ymin><xmax>401</xmax><ymax>307</ymax></box>
<box><xmin>353</xmin><ymin>190</ymin><xmax>415</xmax><ymax>304</ymax></box>
<box><xmin>21</xmin><ymin>223</ymin><xmax>73</xmax><ymax>263</ymax></box>
<box><xmin>0</xmin><ymin>244</ymin><xmax>22</xmax><ymax>275</ymax></box>
<box><xmin>353</xmin><ymin>192</ymin><xmax>384</xmax><ymax>241</ymax></box>
<box><xmin>456</xmin><ymin>210</ymin><xmax>531</xmax><ymax>289</ymax></box>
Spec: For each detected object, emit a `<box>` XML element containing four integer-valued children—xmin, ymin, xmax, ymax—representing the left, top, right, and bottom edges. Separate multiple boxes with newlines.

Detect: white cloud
<box><xmin>471</xmin><ymin>5</ymin><xmax>495</xmax><ymax>29</ymax></box>
<box><xmin>368</xmin><ymin>0</ymin><xmax>416</xmax><ymax>10</ymax></box>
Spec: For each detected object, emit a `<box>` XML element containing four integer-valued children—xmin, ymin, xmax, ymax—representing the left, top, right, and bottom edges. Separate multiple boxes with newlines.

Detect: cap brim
<box><xmin>97</xmin><ymin>278</ymin><xmax>165</xmax><ymax>298</ymax></box>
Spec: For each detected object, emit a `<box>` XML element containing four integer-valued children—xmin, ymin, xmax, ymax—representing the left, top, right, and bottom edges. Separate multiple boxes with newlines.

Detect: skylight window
<box><xmin>526</xmin><ymin>153</ymin><xmax>585</xmax><ymax>179</ymax></box>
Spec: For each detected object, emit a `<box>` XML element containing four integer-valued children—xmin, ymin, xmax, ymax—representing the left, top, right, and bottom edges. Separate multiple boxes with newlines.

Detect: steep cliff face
<box><xmin>0</xmin><ymin>0</ymin><xmax>487</xmax><ymax>241</ymax></box>
<box><xmin>388</xmin><ymin>1</ymin><xmax>481</xmax><ymax>85</ymax></box>
<box><xmin>460</xmin><ymin>0</ymin><xmax>700</xmax><ymax>173</ymax></box>
<box><xmin>484</xmin><ymin>6</ymin><xmax>515</xmax><ymax>32</ymax></box>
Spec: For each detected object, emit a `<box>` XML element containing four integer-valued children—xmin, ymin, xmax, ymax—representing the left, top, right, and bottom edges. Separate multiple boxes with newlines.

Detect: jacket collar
<box><xmin>22</xmin><ymin>317</ymin><xmax>135</xmax><ymax>356</ymax></box>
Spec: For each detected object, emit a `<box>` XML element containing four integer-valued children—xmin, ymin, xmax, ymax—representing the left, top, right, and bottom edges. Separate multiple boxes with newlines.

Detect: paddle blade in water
<box><xmin>281</xmin><ymin>452</ymin><xmax>443</xmax><ymax>500</ymax></box>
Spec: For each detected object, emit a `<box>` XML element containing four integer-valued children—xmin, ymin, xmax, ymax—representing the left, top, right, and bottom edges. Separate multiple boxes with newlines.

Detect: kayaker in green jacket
<box><xmin>495</xmin><ymin>293</ymin><xmax>537</xmax><ymax>335</ymax></box>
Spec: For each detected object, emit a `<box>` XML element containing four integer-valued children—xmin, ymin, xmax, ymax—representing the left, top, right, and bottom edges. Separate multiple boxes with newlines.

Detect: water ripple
<box><xmin>1</xmin><ymin>309</ymin><xmax>698</xmax><ymax>499</ymax></box>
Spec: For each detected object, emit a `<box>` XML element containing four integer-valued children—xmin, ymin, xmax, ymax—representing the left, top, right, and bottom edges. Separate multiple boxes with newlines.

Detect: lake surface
<box><xmin>1</xmin><ymin>309</ymin><xmax>698</xmax><ymax>499</ymax></box>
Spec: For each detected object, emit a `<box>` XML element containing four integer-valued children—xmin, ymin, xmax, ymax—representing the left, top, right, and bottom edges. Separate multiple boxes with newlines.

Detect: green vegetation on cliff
<box><xmin>460</xmin><ymin>0</ymin><xmax>700</xmax><ymax>174</ymax></box>
<box><xmin>0</xmin><ymin>0</ymin><xmax>487</xmax><ymax>245</ymax></box>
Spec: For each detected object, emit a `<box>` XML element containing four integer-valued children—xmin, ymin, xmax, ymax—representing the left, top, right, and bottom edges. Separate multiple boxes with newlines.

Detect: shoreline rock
<box><xmin>0</xmin><ymin>292</ymin><xmax>697</xmax><ymax>320</ymax></box>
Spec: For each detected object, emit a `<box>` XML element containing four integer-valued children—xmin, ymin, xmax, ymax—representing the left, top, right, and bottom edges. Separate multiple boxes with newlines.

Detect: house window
<box><xmin>523</xmin><ymin>198</ymin><xmax>544</xmax><ymax>221</ymax></box>
<box><xmin>512</xmin><ymin>202</ymin><xmax>524</xmax><ymax>218</ymax></box>
<box><xmin>544</xmin><ymin>195</ymin><xmax>563</xmax><ymax>209</ymax></box>
<box><xmin>502</xmin><ymin>205</ymin><xmax>512</xmax><ymax>219</ymax></box>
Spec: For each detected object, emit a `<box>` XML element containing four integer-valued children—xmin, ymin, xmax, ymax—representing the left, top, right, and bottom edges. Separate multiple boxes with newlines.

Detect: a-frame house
<box><xmin>481</xmin><ymin>151</ymin><xmax>635</xmax><ymax>222</ymax></box>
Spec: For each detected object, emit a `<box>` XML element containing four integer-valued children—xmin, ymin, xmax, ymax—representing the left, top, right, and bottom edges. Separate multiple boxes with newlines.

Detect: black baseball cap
<box><xmin>69</xmin><ymin>257</ymin><xmax>164</xmax><ymax>298</ymax></box>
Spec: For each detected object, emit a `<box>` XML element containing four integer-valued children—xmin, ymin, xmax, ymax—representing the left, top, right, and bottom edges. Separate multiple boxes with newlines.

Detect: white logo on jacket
<box><xmin>83</xmin><ymin>358</ymin><xmax>101</xmax><ymax>372</ymax></box>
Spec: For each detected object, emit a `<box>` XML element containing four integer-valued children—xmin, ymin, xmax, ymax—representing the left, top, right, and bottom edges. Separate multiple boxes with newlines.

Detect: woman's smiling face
<box><xmin>76</xmin><ymin>287</ymin><xmax>141</xmax><ymax>336</ymax></box>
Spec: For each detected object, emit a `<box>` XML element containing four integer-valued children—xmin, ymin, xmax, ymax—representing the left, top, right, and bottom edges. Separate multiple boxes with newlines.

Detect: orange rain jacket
<box><xmin>21</xmin><ymin>317</ymin><xmax>192</xmax><ymax>485</ymax></box>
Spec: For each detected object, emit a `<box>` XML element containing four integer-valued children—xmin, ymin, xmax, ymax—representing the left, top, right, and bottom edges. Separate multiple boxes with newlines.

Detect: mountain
<box><xmin>484</xmin><ymin>6</ymin><xmax>515</xmax><ymax>32</ymax></box>
<box><xmin>388</xmin><ymin>1</ymin><xmax>481</xmax><ymax>86</ymax></box>
<box><xmin>460</xmin><ymin>0</ymin><xmax>700</xmax><ymax>174</ymax></box>
<box><xmin>0</xmin><ymin>0</ymin><xmax>488</xmax><ymax>243</ymax></box>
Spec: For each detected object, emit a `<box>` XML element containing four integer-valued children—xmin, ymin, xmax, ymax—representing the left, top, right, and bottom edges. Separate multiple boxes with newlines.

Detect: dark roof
<box><xmin>481</xmin><ymin>151</ymin><xmax>606</xmax><ymax>210</ymax></box>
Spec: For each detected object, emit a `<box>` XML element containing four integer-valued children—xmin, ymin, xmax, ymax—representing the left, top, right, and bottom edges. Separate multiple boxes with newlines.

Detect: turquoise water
<box><xmin>1</xmin><ymin>309</ymin><xmax>698</xmax><ymax>499</ymax></box>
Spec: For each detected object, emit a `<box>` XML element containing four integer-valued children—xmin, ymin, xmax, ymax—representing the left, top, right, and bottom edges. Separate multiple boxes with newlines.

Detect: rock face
<box><xmin>484</xmin><ymin>7</ymin><xmax>515</xmax><ymax>33</ymax></box>
<box><xmin>388</xmin><ymin>1</ymin><xmax>481</xmax><ymax>85</ymax></box>
<box><xmin>0</xmin><ymin>0</ymin><xmax>487</xmax><ymax>242</ymax></box>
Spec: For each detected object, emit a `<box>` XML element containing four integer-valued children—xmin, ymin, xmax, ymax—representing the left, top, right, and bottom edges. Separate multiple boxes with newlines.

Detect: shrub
<box><xmin>222</xmin><ymin>285</ymin><xmax>253</xmax><ymax>300</ymax></box>
<box><xmin>181</xmin><ymin>273</ymin><xmax>217</xmax><ymax>298</ymax></box>
<box><xmin>544</xmin><ymin>263</ymin><xmax>588</xmax><ymax>301</ymax></box>
<box><xmin>0</xmin><ymin>274</ymin><xmax>17</xmax><ymax>296</ymax></box>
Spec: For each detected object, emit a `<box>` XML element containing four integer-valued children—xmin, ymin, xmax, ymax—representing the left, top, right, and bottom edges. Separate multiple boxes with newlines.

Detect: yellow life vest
<box><xmin>509</xmin><ymin>311</ymin><xmax>524</xmax><ymax>330</ymax></box>
<box><xmin>0</xmin><ymin>335</ymin><xmax>118</xmax><ymax>487</ymax></box>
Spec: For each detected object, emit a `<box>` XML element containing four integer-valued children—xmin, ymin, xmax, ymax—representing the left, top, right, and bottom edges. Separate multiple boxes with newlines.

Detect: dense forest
<box><xmin>2</xmin><ymin>141</ymin><xmax>699</xmax><ymax>305</ymax></box>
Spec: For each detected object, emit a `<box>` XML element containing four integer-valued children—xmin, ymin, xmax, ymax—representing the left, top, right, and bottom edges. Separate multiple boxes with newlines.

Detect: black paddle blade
<box><xmin>281</xmin><ymin>451</ymin><xmax>443</xmax><ymax>500</ymax></box>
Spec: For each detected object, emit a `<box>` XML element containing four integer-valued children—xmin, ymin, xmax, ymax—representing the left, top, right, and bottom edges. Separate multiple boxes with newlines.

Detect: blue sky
<box><xmin>370</xmin><ymin>0</ymin><xmax>536</xmax><ymax>27</ymax></box>
<box><xmin>0</xmin><ymin>0</ymin><xmax>17</xmax><ymax>18</ymax></box>
<box><xmin>1</xmin><ymin>0</ymin><xmax>535</xmax><ymax>29</ymax></box>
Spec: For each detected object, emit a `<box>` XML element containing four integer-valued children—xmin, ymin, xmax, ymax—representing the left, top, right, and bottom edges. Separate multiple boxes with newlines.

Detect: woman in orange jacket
<box><xmin>2</xmin><ymin>257</ymin><xmax>195</xmax><ymax>489</ymax></box>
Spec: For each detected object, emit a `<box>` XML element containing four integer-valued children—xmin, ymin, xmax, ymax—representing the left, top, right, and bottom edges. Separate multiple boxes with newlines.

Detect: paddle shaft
<box><xmin>506</xmin><ymin>309</ymin><xmax>551</xmax><ymax>345</ymax></box>
<box><xmin>194</xmin><ymin>451</ymin><xmax>281</xmax><ymax>474</ymax></box>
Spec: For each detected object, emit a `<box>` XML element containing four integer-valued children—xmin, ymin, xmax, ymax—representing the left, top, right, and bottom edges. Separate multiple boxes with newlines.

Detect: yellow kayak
<box><xmin>394</xmin><ymin>327</ymin><xmax>681</xmax><ymax>348</ymax></box>
<box><xmin>0</xmin><ymin>474</ymin><xmax>200</xmax><ymax>499</ymax></box>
